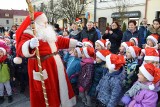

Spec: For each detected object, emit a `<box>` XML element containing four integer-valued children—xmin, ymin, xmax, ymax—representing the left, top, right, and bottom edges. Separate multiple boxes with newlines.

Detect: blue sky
<box><xmin>0</xmin><ymin>0</ymin><xmax>28</xmax><ymax>10</ymax></box>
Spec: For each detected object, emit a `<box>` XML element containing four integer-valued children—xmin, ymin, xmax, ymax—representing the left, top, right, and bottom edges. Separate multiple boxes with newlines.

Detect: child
<box><xmin>0</xmin><ymin>46</ymin><xmax>13</xmax><ymax>104</ymax></box>
<box><xmin>96</xmin><ymin>54</ymin><xmax>125</xmax><ymax>107</ymax></box>
<box><xmin>121</xmin><ymin>63</ymin><xmax>160</xmax><ymax>107</ymax></box>
<box><xmin>78</xmin><ymin>47</ymin><xmax>95</xmax><ymax>106</ymax></box>
<box><xmin>145</xmin><ymin>34</ymin><xmax>159</xmax><ymax>49</ymax></box>
<box><xmin>129</xmin><ymin>37</ymin><xmax>138</xmax><ymax>46</ymax></box>
<box><xmin>141</xmin><ymin>47</ymin><xmax>159</xmax><ymax>67</ymax></box>
<box><xmin>122</xmin><ymin>46</ymin><xmax>141</xmax><ymax>92</ymax></box>
<box><xmin>88</xmin><ymin>50</ymin><xmax>111</xmax><ymax>98</ymax></box>
<box><xmin>64</xmin><ymin>47</ymin><xmax>82</xmax><ymax>95</ymax></box>
<box><xmin>95</xmin><ymin>39</ymin><xmax>111</xmax><ymax>51</ymax></box>
<box><xmin>119</xmin><ymin>42</ymin><xmax>134</xmax><ymax>56</ymax></box>
<box><xmin>82</xmin><ymin>38</ymin><xmax>93</xmax><ymax>47</ymax></box>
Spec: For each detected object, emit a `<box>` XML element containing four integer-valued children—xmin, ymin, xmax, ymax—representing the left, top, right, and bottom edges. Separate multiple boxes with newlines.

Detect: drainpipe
<box><xmin>94</xmin><ymin>0</ymin><xmax>97</xmax><ymax>22</ymax></box>
<box><xmin>144</xmin><ymin>0</ymin><xmax>148</xmax><ymax>18</ymax></box>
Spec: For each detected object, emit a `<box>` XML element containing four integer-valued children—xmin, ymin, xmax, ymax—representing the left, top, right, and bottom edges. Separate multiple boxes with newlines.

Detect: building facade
<box><xmin>96</xmin><ymin>0</ymin><xmax>146</xmax><ymax>26</ymax></box>
<box><xmin>146</xmin><ymin>0</ymin><xmax>160</xmax><ymax>24</ymax></box>
<box><xmin>0</xmin><ymin>9</ymin><xmax>28</xmax><ymax>30</ymax></box>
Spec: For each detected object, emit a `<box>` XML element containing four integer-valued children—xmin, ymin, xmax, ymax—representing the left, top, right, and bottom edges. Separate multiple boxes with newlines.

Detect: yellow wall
<box><xmin>147</xmin><ymin>0</ymin><xmax>160</xmax><ymax>24</ymax></box>
<box><xmin>13</xmin><ymin>16</ymin><xmax>27</xmax><ymax>25</ymax></box>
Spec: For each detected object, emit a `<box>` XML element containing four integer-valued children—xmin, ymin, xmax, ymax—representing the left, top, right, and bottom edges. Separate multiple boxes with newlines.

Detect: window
<box><xmin>15</xmin><ymin>18</ymin><xmax>18</xmax><ymax>22</ymax></box>
<box><xmin>6</xmin><ymin>20</ymin><xmax>9</xmax><ymax>24</ymax></box>
<box><xmin>5</xmin><ymin>13</ymin><xmax>9</xmax><ymax>17</ymax></box>
<box><xmin>20</xmin><ymin>18</ymin><xmax>23</xmax><ymax>22</ymax></box>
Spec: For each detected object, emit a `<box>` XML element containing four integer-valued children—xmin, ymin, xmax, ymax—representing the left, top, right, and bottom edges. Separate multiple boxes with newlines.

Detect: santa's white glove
<box><xmin>76</xmin><ymin>41</ymin><xmax>83</xmax><ymax>47</ymax></box>
<box><xmin>30</xmin><ymin>38</ymin><xmax>39</xmax><ymax>49</ymax></box>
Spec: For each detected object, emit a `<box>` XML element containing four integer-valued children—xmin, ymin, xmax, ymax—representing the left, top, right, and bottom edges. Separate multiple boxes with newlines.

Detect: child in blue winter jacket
<box><xmin>78</xmin><ymin>47</ymin><xmax>95</xmax><ymax>106</ymax></box>
<box><xmin>64</xmin><ymin>47</ymin><xmax>82</xmax><ymax>95</ymax></box>
<box><xmin>88</xmin><ymin>50</ymin><xmax>110</xmax><ymax>98</ymax></box>
<box><xmin>96</xmin><ymin>54</ymin><xmax>125</xmax><ymax>107</ymax></box>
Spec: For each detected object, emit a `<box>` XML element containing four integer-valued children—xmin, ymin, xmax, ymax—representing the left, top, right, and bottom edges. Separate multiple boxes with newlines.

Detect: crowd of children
<box><xmin>62</xmin><ymin>31</ymin><xmax>160</xmax><ymax>107</ymax></box>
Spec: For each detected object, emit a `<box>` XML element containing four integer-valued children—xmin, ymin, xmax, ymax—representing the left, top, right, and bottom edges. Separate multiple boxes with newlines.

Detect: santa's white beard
<box><xmin>36</xmin><ymin>24</ymin><xmax>57</xmax><ymax>42</ymax></box>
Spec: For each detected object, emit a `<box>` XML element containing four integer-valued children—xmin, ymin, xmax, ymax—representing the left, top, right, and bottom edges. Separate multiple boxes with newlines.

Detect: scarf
<box><xmin>0</xmin><ymin>55</ymin><xmax>7</xmax><ymax>63</ymax></box>
<box><xmin>125</xmin><ymin>81</ymin><xmax>149</xmax><ymax>97</ymax></box>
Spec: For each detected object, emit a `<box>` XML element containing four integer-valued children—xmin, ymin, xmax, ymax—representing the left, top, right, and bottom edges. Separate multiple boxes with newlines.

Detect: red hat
<box><xmin>96</xmin><ymin>39</ymin><xmax>106</xmax><ymax>48</ymax></box>
<box><xmin>143</xmin><ymin>48</ymin><xmax>159</xmax><ymax>62</ymax></box>
<box><xmin>130</xmin><ymin>37</ymin><xmax>138</xmax><ymax>46</ymax></box>
<box><xmin>75</xmin><ymin>47</ymin><xmax>82</xmax><ymax>58</ymax></box>
<box><xmin>106</xmin><ymin>54</ymin><xmax>125</xmax><ymax>71</ymax></box>
<box><xmin>128</xmin><ymin>46</ymin><xmax>141</xmax><ymax>58</ymax></box>
<box><xmin>0</xmin><ymin>40</ymin><xmax>9</xmax><ymax>55</ymax></box>
<box><xmin>82</xmin><ymin>38</ymin><xmax>93</xmax><ymax>47</ymax></box>
<box><xmin>121</xmin><ymin>42</ymin><xmax>134</xmax><ymax>50</ymax></box>
<box><xmin>14</xmin><ymin>12</ymin><xmax>44</xmax><ymax>64</ymax></box>
<box><xmin>96</xmin><ymin>50</ymin><xmax>111</xmax><ymax>61</ymax></box>
<box><xmin>147</xmin><ymin>34</ymin><xmax>159</xmax><ymax>46</ymax></box>
<box><xmin>139</xmin><ymin>63</ymin><xmax>160</xmax><ymax>90</ymax></box>
<box><xmin>83</xmin><ymin>47</ymin><xmax>95</xmax><ymax>58</ymax></box>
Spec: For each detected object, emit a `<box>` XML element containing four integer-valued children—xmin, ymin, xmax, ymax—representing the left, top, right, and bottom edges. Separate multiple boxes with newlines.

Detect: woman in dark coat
<box><xmin>102</xmin><ymin>21</ymin><xmax>123</xmax><ymax>54</ymax></box>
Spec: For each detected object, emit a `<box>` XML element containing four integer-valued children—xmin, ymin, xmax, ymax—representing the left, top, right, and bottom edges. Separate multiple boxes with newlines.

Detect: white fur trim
<box><xmin>22</xmin><ymin>40</ymin><xmax>35</xmax><ymax>57</ymax></box>
<box><xmin>83</xmin><ymin>42</ymin><xmax>93</xmax><ymax>47</ymax></box>
<box><xmin>130</xmin><ymin>38</ymin><xmax>138</xmax><ymax>46</ymax></box>
<box><xmin>75</xmin><ymin>47</ymin><xmax>81</xmax><ymax>58</ymax></box>
<box><xmin>24</xmin><ymin>29</ymin><xmax>34</xmax><ymax>36</ymax></box>
<box><xmin>121</xmin><ymin>42</ymin><xmax>128</xmax><ymax>50</ymax></box>
<box><xmin>149</xmin><ymin>84</ymin><xmax>155</xmax><ymax>90</ymax></box>
<box><xmin>47</xmin><ymin>41</ymin><xmax>76</xmax><ymax>107</ymax></box>
<box><xmin>144</xmin><ymin>56</ymin><xmax>159</xmax><ymax>62</ymax></box>
<box><xmin>83</xmin><ymin>47</ymin><xmax>90</xmax><ymax>58</ymax></box>
<box><xmin>13</xmin><ymin>57</ymin><xmax>22</xmax><ymax>64</ymax></box>
<box><xmin>33</xmin><ymin>69</ymin><xmax>48</xmax><ymax>81</ymax></box>
<box><xmin>106</xmin><ymin>41</ymin><xmax>111</xmax><ymax>48</ymax></box>
<box><xmin>69</xmin><ymin>39</ymin><xmax>77</xmax><ymax>48</ymax></box>
<box><xmin>96</xmin><ymin>40</ymin><xmax>104</xmax><ymax>47</ymax></box>
<box><xmin>0</xmin><ymin>47</ymin><xmax>6</xmax><ymax>55</ymax></box>
<box><xmin>128</xmin><ymin>46</ymin><xmax>136</xmax><ymax>58</ymax></box>
<box><xmin>141</xmin><ymin>49</ymin><xmax>145</xmax><ymax>54</ymax></box>
<box><xmin>96</xmin><ymin>51</ymin><xmax>105</xmax><ymax>61</ymax></box>
<box><xmin>147</xmin><ymin>36</ymin><xmax>158</xmax><ymax>45</ymax></box>
<box><xmin>106</xmin><ymin>54</ymin><xmax>115</xmax><ymax>71</ymax></box>
<box><xmin>140</xmin><ymin>65</ymin><xmax>154</xmax><ymax>81</ymax></box>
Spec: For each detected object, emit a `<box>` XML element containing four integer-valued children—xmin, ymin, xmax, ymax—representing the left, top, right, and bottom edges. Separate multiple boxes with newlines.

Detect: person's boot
<box><xmin>0</xmin><ymin>96</ymin><xmax>4</xmax><ymax>104</ymax></box>
<box><xmin>8</xmin><ymin>95</ymin><xmax>13</xmax><ymax>103</ymax></box>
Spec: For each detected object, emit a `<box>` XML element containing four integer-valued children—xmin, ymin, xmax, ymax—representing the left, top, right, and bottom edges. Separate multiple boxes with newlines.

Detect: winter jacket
<box><xmin>74</xmin><ymin>27</ymin><xmax>98</xmax><ymax>46</ymax></box>
<box><xmin>128</xmin><ymin>89</ymin><xmax>158</xmax><ymax>107</ymax></box>
<box><xmin>95</xmin><ymin>28</ymin><xmax>101</xmax><ymax>40</ymax></box>
<box><xmin>96</xmin><ymin>68</ymin><xmax>123</xmax><ymax>107</ymax></box>
<box><xmin>122</xmin><ymin>29</ymin><xmax>142</xmax><ymax>48</ymax></box>
<box><xmin>78</xmin><ymin>58</ymin><xmax>94</xmax><ymax>91</ymax></box>
<box><xmin>122</xmin><ymin>59</ymin><xmax>139</xmax><ymax>91</ymax></box>
<box><xmin>64</xmin><ymin>53</ymin><xmax>81</xmax><ymax>83</ymax></box>
<box><xmin>0</xmin><ymin>58</ymin><xmax>12</xmax><ymax>83</ymax></box>
<box><xmin>88</xmin><ymin>61</ymin><xmax>106</xmax><ymax>97</ymax></box>
<box><xmin>69</xmin><ymin>30</ymin><xmax>80</xmax><ymax>38</ymax></box>
<box><xmin>138</xmin><ymin>26</ymin><xmax>148</xmax><ymax>45</ymax></box>
<box><xmin>102</xmin><ymin>28</ymin><xmax>123</xmax><ymax>54</ymax></box>
<box><xmin>146</xmin><ymin>25</ymin><xmax>160</xmax><ymax>43</ymax></box>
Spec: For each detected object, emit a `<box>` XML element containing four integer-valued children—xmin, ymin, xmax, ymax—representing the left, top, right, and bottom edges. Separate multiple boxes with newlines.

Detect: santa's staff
<box><xmin>26</xmin><ymin>0</ymin><xmax>49</xmax><ymax>107</ymax></box>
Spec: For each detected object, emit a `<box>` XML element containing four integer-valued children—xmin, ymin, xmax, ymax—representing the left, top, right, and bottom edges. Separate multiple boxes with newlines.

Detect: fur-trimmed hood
<box><xmin>148</xmin><ymin>25</ymin><xmax>160</xmax><ymax>35</ymax></box>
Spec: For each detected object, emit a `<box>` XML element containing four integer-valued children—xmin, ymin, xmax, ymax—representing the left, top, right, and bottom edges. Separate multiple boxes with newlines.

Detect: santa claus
<box><xmin>14</xmin><ymin>12</ymin><xmax>81</xmax><ymax>107</ymax></box>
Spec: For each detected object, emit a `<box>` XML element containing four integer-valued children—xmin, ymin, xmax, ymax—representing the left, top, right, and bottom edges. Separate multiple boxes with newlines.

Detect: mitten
<box><xmin>79</xmin><ymin>86</ymin><xmax>84</xmax><ymax>92</ymax></box>
<box><xmin>121</xmin><ymin>95</ymin><xmax>131</xmax><ymax>105</ymax></box>
<box><xmin>30</xmin><ymin>38</ymin><xmax>39</xmax><ymax>49</ymax></box>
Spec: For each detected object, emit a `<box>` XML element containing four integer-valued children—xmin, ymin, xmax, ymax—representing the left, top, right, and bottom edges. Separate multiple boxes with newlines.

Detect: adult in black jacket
<box><xmin>74</xmin><ymin>21</ymin><xmax>98</xmax><ymax>46</ymax></box>
<box><xmin>102</xmin><ymin>21</ymin><xmax>123</xmax><ymax>54</ymax></box>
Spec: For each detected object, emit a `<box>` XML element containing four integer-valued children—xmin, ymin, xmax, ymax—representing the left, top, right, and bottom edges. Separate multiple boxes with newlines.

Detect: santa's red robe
<box><xmin>16</xmin><ymin>30</ymin><xmax>77</xmax><ymax>107</ymax></box>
